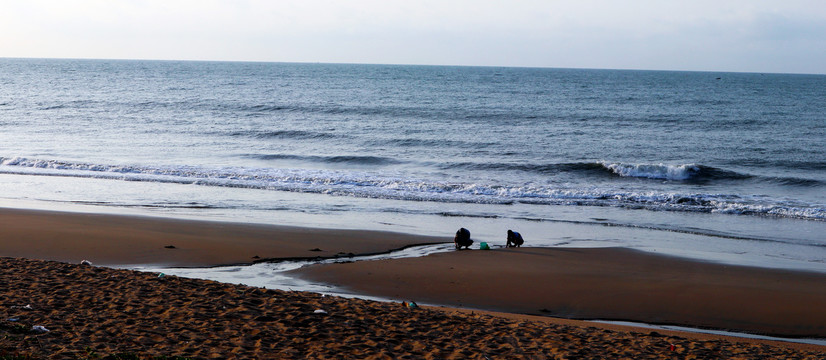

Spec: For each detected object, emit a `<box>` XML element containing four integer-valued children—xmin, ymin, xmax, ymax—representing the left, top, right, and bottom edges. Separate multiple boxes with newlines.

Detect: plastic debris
<box><xmin>313</xmin><ymin>309</ymin><xmax>328</xmax><ymax>314</ymax></box>
<box><xmin>31</xmin><ymin>325</ymin><xmax>49</xmax><ymax>334</ymax></box>
<box><xmin>479</xmin><ymin>242</ymin><xmax>490</xmax><ymax>250</ymax></box>
<box><xmin>157</xmin><ymin>273</ymin><xmax>166</xmax><ymax>279</ymax></box>
<box><xmin>80</xmin><ymin>260</ymin><xmax>92</xmax><ymax>266</ymax></box>
<box><xmin>402</xmin><ymin>301</ymin><xmax>418</xmax><ymax>309</ymax></box>
<box><xmin>7</xmin><ymin>318</ymin><xmax>19</xmax><ymax>322</ymax></box>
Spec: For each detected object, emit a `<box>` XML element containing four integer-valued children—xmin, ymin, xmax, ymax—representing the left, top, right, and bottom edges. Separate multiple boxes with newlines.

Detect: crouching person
<box><xmin>454</xmin><ymin>227</ymin><xmax>473</xmax><ymax>250</ymax></box>
<box><xmin>506</xmin><ymin>230</ymin><xmax>524</xmax><ymax>248</ymax></box>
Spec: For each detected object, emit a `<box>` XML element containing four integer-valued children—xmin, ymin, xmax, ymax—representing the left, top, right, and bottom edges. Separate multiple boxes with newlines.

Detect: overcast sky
<box><xmin>2</xmin><ymin>0</ymin><xmax>825</xmax><ymax>74</ymax></box>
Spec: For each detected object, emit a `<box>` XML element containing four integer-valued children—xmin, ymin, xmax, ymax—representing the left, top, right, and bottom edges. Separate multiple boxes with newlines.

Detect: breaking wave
<box><xmin>0</xmin><ymin>156</ymin><xmax>823</xmax><ymax>221</ymax></box>
<box><xmin>444</xmin><ymin>161</ymin><xmax>821</xmax><ymax>186</ymax></box>
<box><xmin>599</xmin><ymin>162</ymin><xmax>751</xmax><ymax>181</ymax></box>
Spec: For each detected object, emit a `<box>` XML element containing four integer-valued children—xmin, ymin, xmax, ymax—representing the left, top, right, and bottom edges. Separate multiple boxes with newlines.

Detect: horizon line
<box><xmin>2</xmin><ymin>56</ymin><xmax>824</xmax><ymax>77</ymax></box>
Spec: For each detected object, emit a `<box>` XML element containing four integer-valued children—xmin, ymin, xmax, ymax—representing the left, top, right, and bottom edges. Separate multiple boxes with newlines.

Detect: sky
<box><xmin>1</xmin><ymin>0</ymin><xmax>825</xmax><ymax>74</ymax></box>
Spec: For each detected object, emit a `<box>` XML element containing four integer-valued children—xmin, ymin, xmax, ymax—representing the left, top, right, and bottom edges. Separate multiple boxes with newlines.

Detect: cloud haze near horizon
<box><xmin>1</xmin><ymin>0</ymin><xmax>825</xmax><ymax>74</ymax></box>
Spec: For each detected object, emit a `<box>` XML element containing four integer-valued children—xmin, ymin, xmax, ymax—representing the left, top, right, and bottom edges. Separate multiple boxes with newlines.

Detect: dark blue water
<box><xmin>1</xmin><ymin>58</ymin><xmax>824</xmax><ymax>271</ymax></box>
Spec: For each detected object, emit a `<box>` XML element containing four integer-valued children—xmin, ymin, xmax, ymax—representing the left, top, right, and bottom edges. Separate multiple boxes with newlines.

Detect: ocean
<box><xmin>1</xmin><ymin>58</ymin><xmax>824</xmax><ymax>273</ymax></box>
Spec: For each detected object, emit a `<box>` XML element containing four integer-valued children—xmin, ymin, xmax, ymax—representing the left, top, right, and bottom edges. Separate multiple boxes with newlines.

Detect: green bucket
<box><xmin>480</xmin><ymin>242</ymin><xmax>490</xmax><ymax>250</ymax></box>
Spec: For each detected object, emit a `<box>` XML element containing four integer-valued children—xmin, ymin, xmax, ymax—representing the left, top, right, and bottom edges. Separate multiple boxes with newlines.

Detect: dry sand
<box><xmin>1</xmin><ymin>207</ymin><xmax>824</xmax><ymax>358</ymax></box>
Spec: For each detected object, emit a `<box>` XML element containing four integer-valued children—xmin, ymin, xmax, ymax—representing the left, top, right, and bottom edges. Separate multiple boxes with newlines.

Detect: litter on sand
<box><xmin>80</xmin><ymin>260</ymin><xmax>92</xmax><ymax>266</ymax></box>
<box><xmin>31</xmin><ymin>325</ymin><xmax>49</xmax><ymax>334</ymax></box>
<box><xmin>402</xmin><ymin>301</ymin><xmax>418</xmax><ymax>309</ymax></box>
<box><xmin>313</xmin><ymin>309</ymin><xmax>328</xmax><ymax>314</ymax></box>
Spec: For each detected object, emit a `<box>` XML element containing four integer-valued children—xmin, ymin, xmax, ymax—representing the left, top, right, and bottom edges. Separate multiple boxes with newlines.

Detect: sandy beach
<box><xmin>1</xmin><ymin>208</ymin><xmax>824</xmax><ymax>358</ymax></box>
<box><xmin>2</xmin><ymin>258</ymin><xmax>824</xmax><ymax>359</ymax></box>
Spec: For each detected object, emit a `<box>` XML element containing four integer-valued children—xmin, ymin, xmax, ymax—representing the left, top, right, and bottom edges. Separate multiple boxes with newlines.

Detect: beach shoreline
<box><xmin>1</xmin><ymin>206</ymin><xmax>824</xmax><ymax>357</ymax></box>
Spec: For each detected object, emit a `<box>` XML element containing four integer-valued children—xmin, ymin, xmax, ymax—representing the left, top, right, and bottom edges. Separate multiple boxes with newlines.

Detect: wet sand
<box><xmin>293</xmin><ymin>247</ymin><xmax>826</xmax><ymax>339</ymax></box>
<box><xmin>1</xmin><ymin>207</ymin><xmax>824</xmax><ymax>358</ymax></box>
<box><xmin>0</xmin><ymin>207</ymin><xmax>443</xmax><ymax>267</ymax></box>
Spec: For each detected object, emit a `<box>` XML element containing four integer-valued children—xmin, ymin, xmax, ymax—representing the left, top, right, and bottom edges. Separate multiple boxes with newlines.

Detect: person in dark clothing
<box><xmin>506</xmin><ymin>229</ymin><xmax>524</xmax><ymax>248</ymax></box>
<box><xmin>454</xmin><ymin>227</ymin><xmax>474</xmax><ymax>250</ymax></box>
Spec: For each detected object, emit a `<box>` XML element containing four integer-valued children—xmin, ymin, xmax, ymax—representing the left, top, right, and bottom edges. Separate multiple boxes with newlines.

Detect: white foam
<box><xmin>1</xmin><ymin>156</ymin><xmax>824</xmax><ymax>221</ymax></box>
<box><xmin>601</xmin><ymin>162</ymin><xmax>699</xmax><ymax>181</ymax></box>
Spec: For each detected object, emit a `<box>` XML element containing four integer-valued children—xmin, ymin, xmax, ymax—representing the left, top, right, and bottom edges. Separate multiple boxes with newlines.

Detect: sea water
<box><xmin>1</xmin><ymin>58</ymin><xmax>824</xmax><ymax>272</ymax></box>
